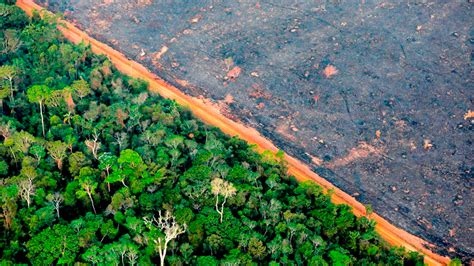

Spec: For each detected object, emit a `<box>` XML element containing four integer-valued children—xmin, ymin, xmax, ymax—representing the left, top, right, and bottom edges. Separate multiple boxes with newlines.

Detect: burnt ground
<box><xmin>38</xmin><ymin>0</ymin><xmax>473</xmax><ymax>261</ymax></box>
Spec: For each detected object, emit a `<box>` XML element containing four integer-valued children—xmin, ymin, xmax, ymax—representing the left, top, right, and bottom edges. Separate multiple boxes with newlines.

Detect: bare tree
<box><xmin>211</xmin><ymin>178</ymin><xmax>237</xmax><ymax>223</ymax></box>
<box><xmin>19</xmin><ymin>178</ymin><xmax>35</xmax><ymax>208</ymax></box>
<box><xmin>0</xmin><ymin>121</ymin><xmax>12</xmax><ymax>140</ymax></box>
<box><xmin>85</xmin><ymin>131</ymin><xmax>101</xmax><ymax>159</ymax></box>
<box><xmin>47</xmin><ymin>192</ymin><xmax>64</xmax><ymax>218</ymax></box>
<box><xmin>79</xmin><ymin>179</ymin><xmax>97</xmax><ymax>214</ymax></box>
<box><xmin>114</xmin><ymin>132</ymin><xmax>128</xmax><ymax>151</ymax></box>
<box><xmin>143</xmin><ymin>210</ymin><xmax>187</xmax><ymax>266</ymax></box>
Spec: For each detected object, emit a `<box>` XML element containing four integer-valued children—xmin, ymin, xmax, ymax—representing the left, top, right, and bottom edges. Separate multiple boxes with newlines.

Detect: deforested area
<box><xmin>0</xmin><ymin>3</ymin><xmax>432</xmax><ymax>265</ymax></box>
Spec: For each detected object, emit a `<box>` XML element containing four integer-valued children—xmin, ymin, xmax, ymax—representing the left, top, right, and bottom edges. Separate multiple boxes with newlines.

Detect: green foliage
<box><xmin>71</xmin><ymin>79</ymin><xmax>91</xmax><ymax>99</ymax></box>
<box><xmin>68</xmin><ymin>152</ymin><xmax>91</xmax><ymax>176</ymax></box>
<box><xmin>0</xmin><ymin>7</ymin><xmax>424</xmax><ymax>266</ymax></box>
<box><xmin>26</xmin><ymin>85</ymin><xmax>50</xmax><ymax>104</ymax></box>
<box><xmin>449</xmin><ymin>258</ymin><xmax>462</xmax><ymax>266</ymax></box>
<box><xmin>26</xmin><ymin>224</ymin><xmax>79</xmax><ymax>265</ymax></box>
<box><xmin>0</xmin><ymin>4</ymin><xmax>29</xmax><ymax>29</ymax></box>
<box><xmin>196</xmin><ymin>256</ymin><xmax>219</xmax><ymax>266</ymax></box>
<box><xmin>329</xmin><ymin>249</ymin><xmax>352</xmax><ymax>266</ymax></box>
<box><xmin>0</xmin><ymin>160</ymin><xmax>8</xmax><ymax>176</ymax></box>
<box><xmin>29</xmin><ymin>144</ymin><xmax>45</xmax><ymax>165</ymax></box>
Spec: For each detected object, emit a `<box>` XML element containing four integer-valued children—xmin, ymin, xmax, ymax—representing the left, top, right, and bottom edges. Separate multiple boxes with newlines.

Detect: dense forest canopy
<box><xmin>0</xmin><ymin>2</ymin><xmax>426</xmax><ymax>265</ymax></box>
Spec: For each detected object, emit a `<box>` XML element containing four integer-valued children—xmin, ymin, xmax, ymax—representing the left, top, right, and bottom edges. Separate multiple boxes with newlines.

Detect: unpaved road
<box><xmin>38</xmin><ymin>0</ymin><xmax>473</xmax><ymax>261</ymax></box>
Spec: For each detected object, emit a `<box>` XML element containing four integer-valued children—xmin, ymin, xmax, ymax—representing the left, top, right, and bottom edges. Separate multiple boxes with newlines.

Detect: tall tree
<box><xmin>71</xmin><ymin>79</ymin><xmax>91</xmax><ymax>99</ymax></box>
<box><xmin>47</xmin><ymin>141</ymin><xmax>67</xmax><ymax>170</ymax></box>
<box><xmin>18</xmin><ymin>166</ymin><xmax>38</xmax><ymax>208</ymax></box>
<box><xmin>0</xmin><ymin>65</ymin><xmax>17</xmax><ymax>103</ymax></box>
<box><xmin>107</xmin><ymin>149</ymin><xmax>145</xmax><ymax>188</ymax></box>
<box><xmin>29</xmin><ymin>144</ymin><xmax>45</xmax><ymax>166</ymax></box>
<box><xmin>85</xmin><ymin>131</ymin><xmax>101</xmax><ymax>159</ymax></box>
<box><xmin>6</xmin><ymin>130</ymin><xmax>34</xmax><ymax>155</ymax></box>
<box><xmin>47</xmin><ymin>192</ymin><xmax>64</xmax><ymax>218</ymax></box>
<box><xmin>26</xmin><ymin>224</ymin><xmax>79</xmax><ymax>265</ymax></box>
<box><xmin>0</xmin><ymin>184</ymin><xmax>18</xmax><ymax>229</ymax></box>
<box><xmin>211</xmin><ymin>178</ymin><xmax>237</xmax><ymax>223</ymax></box>
<box><xmin>19</xmin><ymin>178</ymin><xmax>36</xmax><ymax>208</ymax></box>
<box><xmin>144</xmin><ymin>210</ymin><xmax>187</xmax><ymax>266</ymax></box>
<box><xmin>98</xmin><ymin>152</ymin><xmax>117</xmax><ymax>192</ymax></box>
<box><xmin>0</xmin><ymin>83</ymin><xmax>9</xmax><ymax>112</ymax></box>
<box><xmin>26</xmin><ymin>85</ymin><xmax>51</xmax><ymax>137</ymax></box>
<box><xmin>76</xmin><ymin>167</ymin><xmax>98</xmax><ymax>214</ymax></box>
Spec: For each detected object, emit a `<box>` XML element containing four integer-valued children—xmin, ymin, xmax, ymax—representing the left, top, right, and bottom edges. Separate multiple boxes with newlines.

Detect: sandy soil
<box><xmin>36</xmin><ymin>0</ymin><xmax>473</xmax><ymax>262</ymax></box>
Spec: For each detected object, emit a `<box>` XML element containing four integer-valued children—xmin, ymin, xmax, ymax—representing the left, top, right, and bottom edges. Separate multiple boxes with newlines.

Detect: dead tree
<box><xmin>143</xmin><ymin>210</ymin><xmax>187</xmax><ymax>266</ymax></box>
<box><xmin>19</xmin><ymin>178</ymin><xmax>35</xmax><ymax>208</ymax></box>
<box><xmin>85</xmin><ymin>132</ymin><xmax>101</xmax><ymax>159</ymax></box>
<box><xmin>47</xmin><ymin>192</ymin><xmax>64</xmax><ymax>218</ymax></box>
<box><xmin>211</xmin><ymin>178</ymin><xmax>237</xmax><ymax>223</ymax></box>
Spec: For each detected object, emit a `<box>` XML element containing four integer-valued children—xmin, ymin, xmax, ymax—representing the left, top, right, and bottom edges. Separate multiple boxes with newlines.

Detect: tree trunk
<box><xmin>39</xmin><ymin>101</ymin><xmax>45</xmax><ymax>137</ymax></box>
<box><xmin>8</xmin><ymin>78</ymin><xmax>15</xmax><ymax>112</ymax></box>
<box><xmin>220</xmin><ymin>197</ymin><xmax>227</xmax><ymax>223</ymax></box>
<box><xmin>65</xmin><ymin>92</ymin><xmax>75</xmax><ymax>112</ymax></box>
<box><xmin>8</xmin><ymin>77</ymin><xmax>14</xmax><ymax>101</ymax></box>
<box><xmin>56</xmin><ymin>159</ymin><xmax>63</xmax><ymax>170</ymax></box>
<box><xmin>8</xmin><ymin>78</ymin><xmax>15</xmax><ymax>113</ymax></box>
<box><xmin>87</xmin><ymin>190</ymin><xmax>97</xmax><ymax>214</ymax></box>
<box><xmin>3</xmin><ymin>208</ymin><xmax>12</xmax><ymax>229</ymax></box>
<box><xmin>106</xmin><ymin>168</ymin><xmax>111</xmax><ymax>192</ymax></box>
<box><xmin>215</xmin><ymin>195</ymin><xmax>223</xmax><ymax>223</ymax></box>
<box><xmin>159</xmin><ymin>246</ymin><xmax>166</xmax><ymax>266</ymax></box>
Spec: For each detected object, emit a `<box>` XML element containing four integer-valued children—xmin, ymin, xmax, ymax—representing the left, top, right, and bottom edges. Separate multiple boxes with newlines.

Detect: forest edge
<box><xmin>15</xmin><ymin>0</ymin><xmax>451</xmax><ymax>265</ymax></box>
